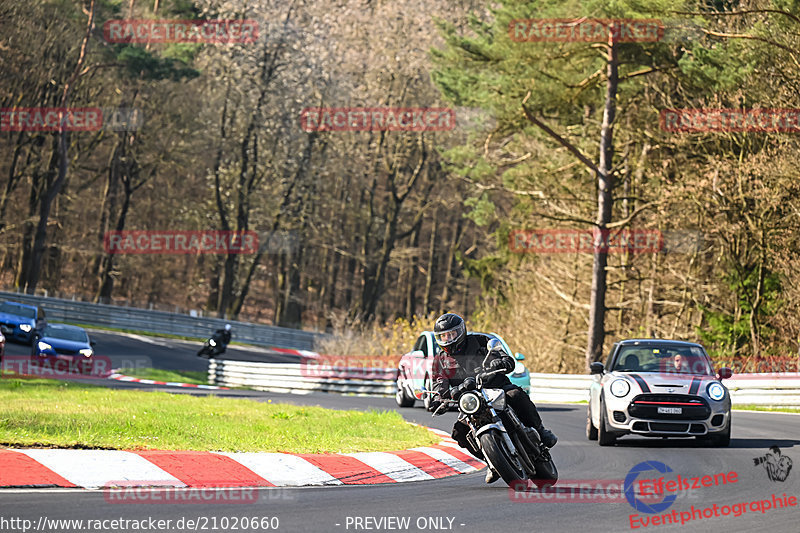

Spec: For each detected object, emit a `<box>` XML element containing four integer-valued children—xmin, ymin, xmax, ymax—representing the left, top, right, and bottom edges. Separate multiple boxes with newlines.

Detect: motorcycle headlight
<box><xmin>458</xmin><ymin>392</ymin><xmax>482</xmax><ymax>414</ymax></box>
<box><xmin>512</xmin><ymin>361</ymin><xmax>526</xmax><ymax>377</ymax></box>
<box><xmin>610</xmin><ymin>379</ymin><xmax>631</xmax><ymax>398</ymax></box>
<box><xmin>209</xmin><ymin>339</ymin><xmax>216</xmax><ymax>346</ymax></box>
<box><xmin>79</xmin><ymin>348</ymin><xmax>93</xmax><ymax>357</ymax></box>
<box><xmin>37</xmin><ymin>341</ymin><xmax>52</xmax><ymax>352</ymax></box>
<box><xmin>707</xmin><ymin>382</ymin><xmax>725</xmax><ymax>401</ymax></box>
<box><xmin>20</xmin><ymin>324</ymin><xmax>32</xmax><ymax>332</ymax></box>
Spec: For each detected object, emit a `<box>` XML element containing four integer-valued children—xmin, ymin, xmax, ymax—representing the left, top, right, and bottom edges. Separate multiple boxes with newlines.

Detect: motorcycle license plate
<box><xmin>658</xmin><ymin>407</ymin><xmax>682</xmax><ymax>414</ymax></box>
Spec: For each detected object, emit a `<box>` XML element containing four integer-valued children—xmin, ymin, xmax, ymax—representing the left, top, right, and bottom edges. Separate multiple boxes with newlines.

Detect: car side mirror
<box><xmin>590</xmin><ymin>362</ymin><xmax>605</xmax><ymax>375</ymax></box>
<box><xmin>90</xmin><ymin>340</ymin><xmax>96</xmax><ymax>347</ymax></box>
<box><xmin>515</xmin><ymin>352</ymin><xmax>525</xmax><ymax>361</ymax></box>
<box><xmin>717</xmin><ymin>367</ymin><xmax>732</xmax><ymax>380</ymax></box>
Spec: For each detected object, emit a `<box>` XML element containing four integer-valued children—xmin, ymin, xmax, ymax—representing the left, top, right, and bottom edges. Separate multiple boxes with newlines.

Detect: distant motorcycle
<box><xmin>197</xmin><ymin>336</ymin><xmax>225</xmax><ymax>358</ymax></box>
<box><xmin>422</xmin><ymin>354</ymin><xmax>558</xmax><ymax>490</ymax></box>
<box><xmin>197</xmin><ymin>327</ymin><xmax>231</xmax><ymax>358</ymax></box>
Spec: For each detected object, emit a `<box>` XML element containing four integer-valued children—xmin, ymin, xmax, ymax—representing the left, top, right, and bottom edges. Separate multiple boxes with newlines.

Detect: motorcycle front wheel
<box><xmin>479</xmin><ymin>429</ymin><xmax>528</xmax><ymax>489</ymax></box>
<box><xmin>532</xmin><ymin>449</ymin><xmax>558</xmax><ymax>488</ymax></box>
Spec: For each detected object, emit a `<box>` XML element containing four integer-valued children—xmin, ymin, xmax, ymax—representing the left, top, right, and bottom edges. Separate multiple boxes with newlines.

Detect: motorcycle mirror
<box><xmin>413</xmin><ymin>389</ymin><xmax>425</xmax><ymax>400</ymax></box>
<box><xmin>486</xmin><ymin>339</ymin><xmax>503</xmax><ymax>352</ymax></box>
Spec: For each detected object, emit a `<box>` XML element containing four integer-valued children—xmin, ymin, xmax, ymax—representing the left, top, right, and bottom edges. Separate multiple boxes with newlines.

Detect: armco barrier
<box><xmin>208</xmin><ymin>359</ymin><xmax>397</xmax><ymax>395</ymax></box>
<box><xmin>207</xmin><ymin>363</ymin><xmax>800</xmax><ymax>406</ymax></box>
<box><xmin>0</xmin><ymin>290</ymin><xmax>324</xmax><ymax>351</ymax></box>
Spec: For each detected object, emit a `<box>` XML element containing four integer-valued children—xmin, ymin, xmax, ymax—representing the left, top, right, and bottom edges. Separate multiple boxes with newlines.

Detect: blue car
<box><xmin>32</xmin><ymin>324</ymin><xmax>96</xmax><ymax>374</ymax></box>
<box><xmin>0</xmin><ymin>301</ymin><xmax>44</xmax><ymax>344</ymax></box>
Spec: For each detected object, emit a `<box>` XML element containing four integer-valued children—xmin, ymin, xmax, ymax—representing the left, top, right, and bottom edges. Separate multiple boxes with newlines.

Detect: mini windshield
<box><xmin>612</xmin><ymin>344</ymin><xmax>713</xmax><ymax>375</ymax></box>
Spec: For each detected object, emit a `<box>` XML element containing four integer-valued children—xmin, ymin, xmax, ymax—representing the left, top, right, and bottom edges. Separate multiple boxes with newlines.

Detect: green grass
<box><xmin>733</xmin><ymin>404</ymin><xmax>800</xmax><ymax>414</ymax></box>
<box><xmin>116</xmin><ymin>367</ymin><xmax>207</xmax><ymax>385</ymax></box>
<box><xmin>0</xmin><ymin>378</ymin><xmax>438</xmax><ymax>452</ymax></box>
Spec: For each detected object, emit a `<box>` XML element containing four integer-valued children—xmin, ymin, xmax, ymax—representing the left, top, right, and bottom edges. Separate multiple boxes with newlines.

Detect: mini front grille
<box><xmin>54</xmin><ymin>348</ymin><xmax>78</xmax><ymax>356</ymax></box>
<box><xmin>649</xmin><ymin>422</ymin><xmax>689</xmax><ymax>432</ymax></box>
<box><xmin>629</xmin><ymin>394</ymin><xmax>711</xmax><ymax>421</ymax></box>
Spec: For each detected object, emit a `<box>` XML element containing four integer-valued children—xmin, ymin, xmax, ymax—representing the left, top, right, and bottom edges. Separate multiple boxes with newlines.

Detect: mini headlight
<box><xmin>458</xmin><ymin>392</ymin><xmax>482</xmax><ymax>414</ymax></box>
<box><xmin>79</xmin><ymin>348</ymin><xmax>93</xmax><ymax>357</ymax></box>
<box><xmin>20</xmin><ymin>324</ymin><xmax>32</xmax><ymax>332</ymax></box>
<box><xmin>707</xmin><ymin>382</ymin><xmax>725</xmax><ymax>401</ymax></box>
<box><xmin>37</xmin><ymin>341</ymin><xmax>52</xmax><ymax>352</ymax></box>
<box><xmin>512</xmin><ymin>361</ymin><xmax>526</xmax><ymax>376</ymax></box>
<box><xmin>610</xmin><ymin>379</ymin><xmax>631</xmax><ymax>398</ymax></box>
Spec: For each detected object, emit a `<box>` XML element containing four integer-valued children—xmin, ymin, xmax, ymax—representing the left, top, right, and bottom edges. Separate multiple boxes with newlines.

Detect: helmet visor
<box><xmin>434</xmin><ymin>323</ymin><xmax>465</xmax><ymax>347</ymax></box>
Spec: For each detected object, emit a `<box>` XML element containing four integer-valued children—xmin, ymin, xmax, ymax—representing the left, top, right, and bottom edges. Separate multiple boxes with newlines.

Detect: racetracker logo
<box><xmin>104</xmin><ymin>230</ymin><xmax>258</xmax><ymax>255</ymax></box>
<box><xmin>103</xmin><ymin>19</ymin><xmax>258</xmax><ymax>44</ymax></box>
<box><xmin>0</xmin><ymin>108</ymin><xmax>143</xmax><ymax>132</ymax></box>
<box><xmin>104</xmin><ymin>483</ymin><xmax>266</xmax><ymax>504</ymax></box>
<box><xmin>509</xmin><ymin>19</ymin><xmax>664</xmax><ymax>42</ymax></box>
<box><xmin>300</xmin><ymin>354</ymin><xmax>399</xmax><ymax>380</ymax></box>
<box><xmin>660</xmin><ymin>108</ymin><xmax>800</xmax><ymax>133</ymax></box>
<box><xmin>508</xmin><ymin>479</ymin><xmax>660</xmax><ymax>502</ymax></box>
<box><xmin>510</xmin><ymin>229</ymin><xmax>662</xmax><ymax>254</ymax></box>
<box><xmin>300</xmin><ymin>108</ymin><xmax>455</xmax><ymax>132</ymax></box>
<box><xmin>1</xmin><ymin>355</ymin><xmax>113</xmax><ymax>379</ymax></box>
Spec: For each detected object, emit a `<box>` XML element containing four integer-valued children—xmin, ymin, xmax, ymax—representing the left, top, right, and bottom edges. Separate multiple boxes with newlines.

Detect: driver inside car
<box><xmin>429</xmin><ymin>312</ymin><xmax>557</xmax><ymax>484</ymax></box>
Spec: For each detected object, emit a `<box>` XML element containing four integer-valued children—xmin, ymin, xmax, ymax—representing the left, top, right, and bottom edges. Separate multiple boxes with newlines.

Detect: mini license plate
<box><xmin>658</xmin><ymin>407</ymin><xmax>682</xmax><ymax>414</ymax></box>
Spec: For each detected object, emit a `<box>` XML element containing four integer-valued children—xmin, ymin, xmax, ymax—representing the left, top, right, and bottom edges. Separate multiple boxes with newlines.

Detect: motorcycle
<box><xmin>420</xmin><ymin>349</ymin><xmax>558</xmax><ymax>490</ymax></box>
<box><xmin>197</xmin><ymin>335</ymin><xmax>226</xmax><ymax>358</ymax></box>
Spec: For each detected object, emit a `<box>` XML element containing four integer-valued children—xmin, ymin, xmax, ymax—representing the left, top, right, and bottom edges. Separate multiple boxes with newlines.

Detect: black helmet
<box><xmin>434</xmin><ymin>313</ymin><xmax>466</xmax><ymax>354</ymax></box>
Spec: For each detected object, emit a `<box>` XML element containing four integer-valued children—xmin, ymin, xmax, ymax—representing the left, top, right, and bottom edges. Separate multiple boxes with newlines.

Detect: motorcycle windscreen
<box><xmin>483</xmin><ymin>388</ymin><xmax>506</xmax><ymax>410</ymax></box>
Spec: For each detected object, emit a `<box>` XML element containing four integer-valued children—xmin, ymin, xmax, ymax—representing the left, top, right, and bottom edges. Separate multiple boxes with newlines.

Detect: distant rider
<box><xmin>213</xmin><ymin>324</ymin><xmax>232</xmax><ymax>354</ymax></box>
<box><xmin>428</xmin><ymin>313</ymin><xmax>557</xmax><ymax>484</ymax></box>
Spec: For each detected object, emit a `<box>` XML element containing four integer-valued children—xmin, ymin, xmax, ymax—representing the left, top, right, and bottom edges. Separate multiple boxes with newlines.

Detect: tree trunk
<box><xmin>585</xmin><ymin>37</ymin><xmax>618</xmax><ymax>368</ymax></box>
<box><xmin>422</xmin><ymin>210</ymin><xmax>438</xmax><ymax>313</ymax></box>
<box><xmin>25</xmin><ymin>0</ymin><xmax>95</xmax><ymax>294</ymax></box>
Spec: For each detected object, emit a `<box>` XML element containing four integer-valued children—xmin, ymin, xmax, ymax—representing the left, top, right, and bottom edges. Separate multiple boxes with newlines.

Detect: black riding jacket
<box><xmin>213</xmin><ymin>329</ymin><xmax>232</xmax><ymax>345</ymax></box>
<box><xmin>431</xmin><ymin>333</ymin><xmax>516</xmax><ymax>398</ymax></box>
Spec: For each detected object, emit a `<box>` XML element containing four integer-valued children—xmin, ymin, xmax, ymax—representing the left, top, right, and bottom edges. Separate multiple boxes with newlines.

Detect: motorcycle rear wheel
<box><xmin>479</xmin><ymin>430</ymin><xmax>528</xmax><ymax>489</ymax></box>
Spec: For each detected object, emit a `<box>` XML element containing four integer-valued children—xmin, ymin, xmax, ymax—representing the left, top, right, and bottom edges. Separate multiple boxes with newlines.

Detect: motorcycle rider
<box><xmin>212</xmin><ymin>324</ymin><xmax>232</xmax><ymax>354</ymax></box>
<box><xmin>429</xmin><ymin>312</ymin><xmax>557</xmax><ymax>484</ymax></box>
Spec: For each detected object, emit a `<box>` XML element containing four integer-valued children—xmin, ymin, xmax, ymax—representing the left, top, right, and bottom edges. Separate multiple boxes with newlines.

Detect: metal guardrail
<box><xmin>208</xmin><ymin>360</ymin><xmax>397</xmax><ymax>395</ymax></box>
<box><xmin>0</xmin><ymin>291</ymin><xmax>325</xmax><ymax>351</ymax></box>
<box><xmin>208</xmin><ymin>363</ymin><xmax>800</xmax><ymax>406</ymax></box>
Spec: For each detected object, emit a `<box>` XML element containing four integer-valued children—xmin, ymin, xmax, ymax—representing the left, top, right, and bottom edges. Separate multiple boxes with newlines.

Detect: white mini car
<box><xmin>587</xmin><ymin>339</ymin><xmax>732</xmax><ymax>446</ymax></box>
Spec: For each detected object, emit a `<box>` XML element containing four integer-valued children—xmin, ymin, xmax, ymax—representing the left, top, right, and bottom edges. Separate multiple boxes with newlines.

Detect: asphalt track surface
<box><xmin>1</xmin><ymin>332</ymin><xmax>799</xmax><ymax>533</ymax></box>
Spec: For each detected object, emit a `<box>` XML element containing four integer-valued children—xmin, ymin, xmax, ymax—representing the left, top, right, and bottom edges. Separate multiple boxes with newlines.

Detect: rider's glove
<box><xmin>488</xmin><ymin>358</ymin><xmax>508</xmax><ymax>370</ymax></box>
<box><xmin>427</xmin><ymin>399</ymin><xmax>442</xmax><ymax>413</ymax></box>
